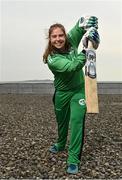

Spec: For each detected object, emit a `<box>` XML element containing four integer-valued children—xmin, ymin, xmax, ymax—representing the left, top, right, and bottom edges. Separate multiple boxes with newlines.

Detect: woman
<box><xmin>43</xmin><ymin>16</ymin><xmax>100</xmax><ymax>174</ymax></box>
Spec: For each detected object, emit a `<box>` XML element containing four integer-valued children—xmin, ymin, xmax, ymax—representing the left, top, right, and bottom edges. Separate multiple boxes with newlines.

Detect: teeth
<box><xmin>56</xmin><ymin>44</ymin><xmax>61</xmax><ymax>46</ymax></box>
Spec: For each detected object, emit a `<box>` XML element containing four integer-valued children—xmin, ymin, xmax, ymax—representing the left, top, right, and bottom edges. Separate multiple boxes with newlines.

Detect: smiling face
<box><xmin>50</xmin><ymin>27</ymin><xmax>66</xmax><ymax>50</ymax></box>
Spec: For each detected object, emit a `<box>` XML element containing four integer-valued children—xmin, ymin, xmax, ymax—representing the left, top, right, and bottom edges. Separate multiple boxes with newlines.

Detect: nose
<box><xmin>56</xmin><ymin>36</ymin><xmax>60</xmax><ymax>41</ymax></box>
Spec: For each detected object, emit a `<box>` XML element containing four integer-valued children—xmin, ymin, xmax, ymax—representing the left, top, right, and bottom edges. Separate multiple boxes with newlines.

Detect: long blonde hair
<box><xmin>43</xmin><ymin>23</ymin><xmax>70</xmax><ymax>63</ymax></box>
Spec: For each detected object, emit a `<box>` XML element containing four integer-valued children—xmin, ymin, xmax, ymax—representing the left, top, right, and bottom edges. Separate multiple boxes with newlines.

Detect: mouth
<box><xmin>56</xmin><ymin>41</ymin><xmax>63</xmax><ymax>45</ymax></box>
<box><xmin>56</xmin><ymin>43</ymin><xmax>61</xmax><ymax>45</ymax></box>
<box><xmin>55</xmin><ymin>41</ymin><xmax>64</xmax><ymax>48</ymax></box>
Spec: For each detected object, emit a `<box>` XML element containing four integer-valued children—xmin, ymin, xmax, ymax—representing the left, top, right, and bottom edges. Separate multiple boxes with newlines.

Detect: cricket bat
<box><xmin>85</xmin><ymin>40</ymin><xmax>99</xmax><ymax>113</ymax></box>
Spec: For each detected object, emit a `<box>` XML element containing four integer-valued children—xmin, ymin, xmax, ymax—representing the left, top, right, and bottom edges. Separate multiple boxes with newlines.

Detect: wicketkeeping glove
<box><xmin>82</xmin><ymin>27</ymin><xmax>100</xmax><ymax>49</ymax></box>
<box><xmin>79</xmin><ymin>15</ymin><xmax>98</xmax><ymax>30</ymax></box>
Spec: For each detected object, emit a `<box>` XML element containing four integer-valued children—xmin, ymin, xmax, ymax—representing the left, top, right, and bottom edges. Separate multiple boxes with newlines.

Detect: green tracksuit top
<box><xmin>48</xmin><ymin>21</ymin><xmax>86</xmax><ymax>91</ymax></box>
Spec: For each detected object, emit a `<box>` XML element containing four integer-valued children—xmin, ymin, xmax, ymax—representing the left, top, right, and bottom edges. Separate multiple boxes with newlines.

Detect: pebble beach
<box><xmin>0</xmin><ymin>94</ymin><xmax>121</xmax><ymax>179</ymax></box>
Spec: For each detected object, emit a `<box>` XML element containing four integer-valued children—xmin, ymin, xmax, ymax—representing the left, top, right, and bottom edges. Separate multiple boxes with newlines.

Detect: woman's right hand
<box><xmin>82</xmin><ymin>27</ymin><xmax>100</xmax><ymax>49</ymax></box>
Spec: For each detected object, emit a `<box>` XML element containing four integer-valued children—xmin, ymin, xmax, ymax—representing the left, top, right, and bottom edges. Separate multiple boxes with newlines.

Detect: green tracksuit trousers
<box><xmin>53</xmin><ymin>85</ymin><xmax>86</xmax><ymax>165</ymax></box>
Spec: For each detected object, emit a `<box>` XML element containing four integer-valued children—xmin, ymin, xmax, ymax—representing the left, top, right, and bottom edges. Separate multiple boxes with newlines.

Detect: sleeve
<box><xmin>48</xmin><ymin>53</ymin><xmax>86</xmax><ymax>73</ymax></box>
<box><xmin>67</xmin><ymin>20</ymin><xmax>86</xmax><ymax>49</ymax></box>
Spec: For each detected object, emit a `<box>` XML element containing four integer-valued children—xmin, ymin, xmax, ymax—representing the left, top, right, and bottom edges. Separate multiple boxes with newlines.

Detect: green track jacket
<box><xmin>48</xmin><ymin>21</ymin><xmax>86</xmax><ymax>91</ymax></box>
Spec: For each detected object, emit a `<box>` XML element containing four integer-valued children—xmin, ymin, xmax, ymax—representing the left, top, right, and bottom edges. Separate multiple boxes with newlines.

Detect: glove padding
<box><xmin>79</xmin><ymin>15</ymin><xmax>98</xmax><ymax>30</ymax></box>
<box><xmin>82</xmin><ymin>27</ymin><xmax>100</xmax><ymax>49</ymax></box>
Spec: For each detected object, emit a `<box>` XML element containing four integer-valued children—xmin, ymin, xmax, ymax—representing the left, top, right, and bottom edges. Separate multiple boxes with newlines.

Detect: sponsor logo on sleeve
<box><xmin>79</xmin><ymin>99</ymin><xmax>86</xmax><ymax>106</ymax></box>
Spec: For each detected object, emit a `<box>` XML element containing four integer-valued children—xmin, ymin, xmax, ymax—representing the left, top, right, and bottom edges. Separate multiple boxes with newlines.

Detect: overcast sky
<box><xmin>0</xmin><ymin>0</ymin><xmax>122</xmax><ymax>82</ymax></box>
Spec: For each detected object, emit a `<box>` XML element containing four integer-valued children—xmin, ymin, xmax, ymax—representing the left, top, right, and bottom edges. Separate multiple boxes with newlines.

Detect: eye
<box><xmin>59</xmin><ymin>34</ymin><xmax>64</xmax><ymax>37</ymax></box>
<box><xmin>51</xmin><ymin>35</ymin><xmax>57</xmax><ymax>38</ymax></box>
